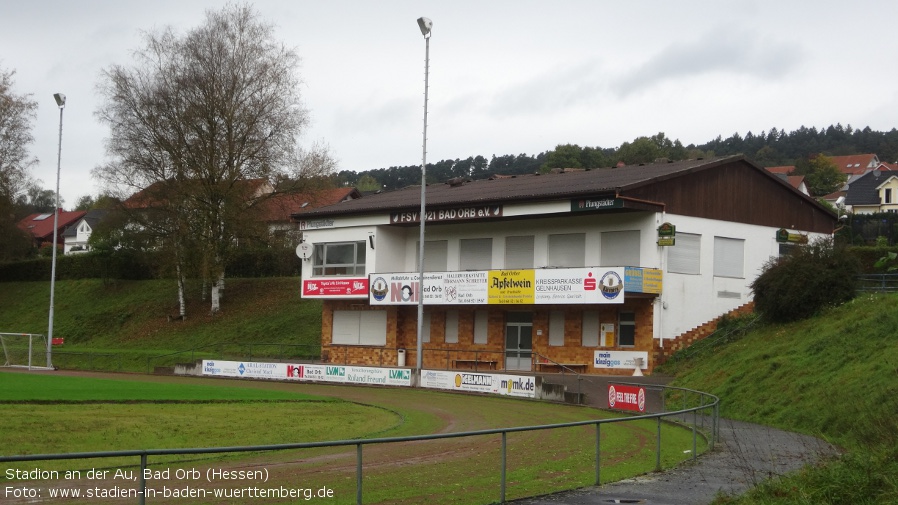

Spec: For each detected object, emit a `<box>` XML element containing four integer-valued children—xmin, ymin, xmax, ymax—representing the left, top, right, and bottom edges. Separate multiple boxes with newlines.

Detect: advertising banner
<box><xmin>607</xmin><ymin>383</ymin><xmax>646</xmax><ymax>412</ymax></box>
<box><xmin>420</xmin><ymin>369</ymin><xmax>536</xmax><ymax>398</ymax></box>
<box><xmin>201</xmin><ymin>360</ymin><xmax>412</xmax><ymax>387</ymax></box>
<box><xmin>369</xmin><ymin>267</ymin><xmax>625</xmax><ymax>305</ymax></box>
<box><xmin>302</xmin><ymin>278</ymin><xmax>369</xmax><ymax>298</ymax></box>
<box><xmin>593</xmin><ymin>351</ymin><xmax>649</xmax><ymax>370</ymax></box>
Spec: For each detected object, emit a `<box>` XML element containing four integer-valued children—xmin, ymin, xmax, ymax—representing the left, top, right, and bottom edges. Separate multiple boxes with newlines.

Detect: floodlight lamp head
<box><xmin>53</xmin><ymin>93</ymin><xmax>66</xmax><ymax>108</ymax></box>
<box><xmin>417</xmin><ymin>17</ymin><xmax>432</xmax><ymax>38</ymax></box>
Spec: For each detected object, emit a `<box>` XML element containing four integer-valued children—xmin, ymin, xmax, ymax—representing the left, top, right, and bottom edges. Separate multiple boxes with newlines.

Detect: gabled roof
<box><xmin>830</xmin><ymin>154</ymin><xmax>880</xmax><ymax>175</ymax></box>
<box><xmin>16</xmin><ymin>210</ymin><xmax>87</xmax><ymax>241</ymax></box>
<box><xmin>294</xmin><ymin>156</ymin><xmax>835</xmax><ymax>231</ymax></box>
<box><xmin>123</xmin><ymin>178</ymin><xmax>273</xmax><ymax>209</ymax></box>
<box><xmin>845</xmin><ymin>170</ymin><xmax>890</xmax><ymax>206</ymax></box>
<box><xmin>62</xmin><ymin>209</ymin><xmax>108</xmax><ymax>238</ymax></box>
<box><xmin>765</xmin><ymin>165</ymin><xmax>794</xmax><ymax>175</ymax></box>
<box><xmin>262</xmin><ymin>187</ymin><xmax>361</xmax><ymax>223</ymax></box>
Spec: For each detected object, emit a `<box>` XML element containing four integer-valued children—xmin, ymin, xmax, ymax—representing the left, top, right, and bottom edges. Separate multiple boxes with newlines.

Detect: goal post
<box><xmin>0</xmin><ymin>333</ymin><xmax>52</xmax><ymax>370</ymax></box>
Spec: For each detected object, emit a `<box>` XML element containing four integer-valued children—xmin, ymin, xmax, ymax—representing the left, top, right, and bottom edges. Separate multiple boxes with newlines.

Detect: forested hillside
<box><xmin>335</xmin><ymin>124</ymin><xmax>898</xmax><ymax>191</ymax></box>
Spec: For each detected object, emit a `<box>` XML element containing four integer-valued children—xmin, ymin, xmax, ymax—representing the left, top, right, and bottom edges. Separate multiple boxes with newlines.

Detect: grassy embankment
<box><xmin>660</xmin><ymin>291</ymin><xmax>898</xmax><ymax>504</ymax></box>
<box><xmin>0</xmin><ymin>277</ymin><xmax>321</xmax><ymax>371</ymax></box>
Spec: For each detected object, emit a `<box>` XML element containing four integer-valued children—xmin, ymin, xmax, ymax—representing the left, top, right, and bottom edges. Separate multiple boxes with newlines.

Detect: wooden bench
<box><xmin>452</xmin><ymin>359</ymin><xmax>498</xmax><ymax>370</ymax></box>
<box><xmin>535</xmin><ymin>362</ymin><xmax>589</xmax><ymax>373</ymax></box>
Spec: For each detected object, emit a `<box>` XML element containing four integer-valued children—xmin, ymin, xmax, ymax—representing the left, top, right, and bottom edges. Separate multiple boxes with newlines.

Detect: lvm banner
<box><xmin>420</xmin><ymin>370</ymin><xmax>536</xmax><ymax>398</ymax></box>
<box><xmin>369</xmin><ymin>267</ymin><xmax>625</xmax><ymax>306</ymax></box>
<box><xmin>201</xmin><ymin>360</ymin><xmax>412</xmax><ymax>387</ymax></box>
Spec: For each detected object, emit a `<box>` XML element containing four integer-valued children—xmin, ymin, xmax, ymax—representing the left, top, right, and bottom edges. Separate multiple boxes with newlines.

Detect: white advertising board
<box><xmin>419</xmin><ymin>369</ymin><xmax>536</xmax><ymax>398</ymax></box>
<box><xmin>593</xmin><ymin>351</ymin><xmax>649</xmax><ymax>370</ymax></box>
<box><xmin>369</xmin><ymin>267</ymin><xmax>624</xmax><ymax>306</ymax></box>
<box><xmin>201</xmin><ymin>360</ymin><xmax>412</xmax><ymax>387</ymax></box>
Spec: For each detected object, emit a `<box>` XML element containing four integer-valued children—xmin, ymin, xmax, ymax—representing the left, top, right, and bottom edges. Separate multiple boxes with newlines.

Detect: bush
<box><xmin>751</xmin><ymin>237</ymin><xmax>859</xmax><ymax>323</ymax></box>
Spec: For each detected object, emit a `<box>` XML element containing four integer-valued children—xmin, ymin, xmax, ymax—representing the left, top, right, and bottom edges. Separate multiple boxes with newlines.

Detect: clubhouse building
<box><xmin>295</xmin><ymin>156</ymin><xmax>835</xmax><ymax>375</ymax></box>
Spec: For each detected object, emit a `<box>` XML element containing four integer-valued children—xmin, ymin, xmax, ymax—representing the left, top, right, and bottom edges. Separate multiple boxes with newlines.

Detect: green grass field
<box><xmin>0</xmin><ymin>370</ymin><xmax>703</xmax><ymax>504</ymax></box>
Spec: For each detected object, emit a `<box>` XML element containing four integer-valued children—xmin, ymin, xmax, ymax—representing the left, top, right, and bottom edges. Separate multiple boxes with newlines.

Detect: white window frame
<box><xmin>548</xmin><ymin>311</ymin><xmax>565</xmax><ymax>347</ymax></box>
<box><xmin>505</xmin><ymin>235</ymin><xmax>535</xmax><ymax>269</ymax></box>
<box><xmin>668</xmin><ymin>232</ymin><xmax>701</xmax><ymax>275</ymax></box>
<box><xmin>600</xmin><ymin>230</ymin><xmax>640</xmax><ymax>267</ymax></box>
<box><xmin>581</xmin><ymin>311</ymin><xmax>599</xmax><ymax>347</ymax></box>
<box><xmin>313</xmin><ymin>241</ymin><xmax>366</xmax><ymax>276</ymax></box>
<box><xmin>713</xmin><ymin>236</ymin><xmax>745</xmax><ymax>278</ymax></box>
<box><xmin>459</xmin><ymin>238</ymin><xmax>492</xmax><ymax>270</ymax></box>
<box><xmin>332</xmin><ymin>310</ymin><xmax>386</xmax><ymax>346</ymax></box>
<box><xmin>548</xmin><ymin>233</ymin><xmax>585</xmax><ymax>267</ymax></box>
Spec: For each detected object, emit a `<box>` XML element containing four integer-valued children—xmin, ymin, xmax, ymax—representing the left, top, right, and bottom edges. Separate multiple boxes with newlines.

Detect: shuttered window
<box><xmin>474</xmin><ymin>310</ymin><xmax>488</xmax><ymax>344</ymax></box>
<box><xmin>549</xmin><ymin>311</ymin><xmax>565</xmax><ymax>346</ymax></box>
<box><xmin>668</xmin><ymin>233</ymin><xmax>701</xmax><ymax>274</ymax></box>
<box><xmin>601</xmin><ymin>230</ymin><xmax>640</xmax><ymax>266</ymax></box>
<box><xmin>416</xmin><ymin>240</ymin><xmax>448</xmax><ymax>271</ymax></box>
<box><xmin>548</xmin><ymin>233</ymin><xmax>585</xmax><ymax>267</ymax></box>
<box><xmin>714</xmin><ymin>237</ymin><xmax>745</xmax><ymax>278</ymax></box>
<box><xmin>581</xmin><ymin>311</ymin><xmax>599</xmax><ymax>347</ymax></box>
<box><xmin>460</xmin><ymin>238</ymin><xmax>492</xmax><ymax>270</ymax></box>
<box><xmin>332</xmin><ymin>311</ymin><xmax>387</xmax><ymax>346</ymax></box>
<box><xmin>505</xmin><ymin>235</ymin><xmax>535</xmax><ymax>269</ymax></box>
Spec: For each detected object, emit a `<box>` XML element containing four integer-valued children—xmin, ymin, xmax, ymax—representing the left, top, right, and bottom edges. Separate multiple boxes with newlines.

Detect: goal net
<box><xmin>0</xmin><ymin>333</ymin><xmax>52</xmax><ymax>370</ymax></box>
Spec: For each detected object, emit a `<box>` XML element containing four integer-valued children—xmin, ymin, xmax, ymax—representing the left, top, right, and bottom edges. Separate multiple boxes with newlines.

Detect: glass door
<box><xmin>504</xmin><ymin>312</ymin><xmax>533</xmax><ymax>371</ymax></box>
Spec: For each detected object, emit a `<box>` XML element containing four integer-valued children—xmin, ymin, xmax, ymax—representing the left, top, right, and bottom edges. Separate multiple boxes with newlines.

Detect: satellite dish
<box><xmin>296</xmin><ymin>242</ymin><xmax>313</xmax><ymax>260</ymax></box>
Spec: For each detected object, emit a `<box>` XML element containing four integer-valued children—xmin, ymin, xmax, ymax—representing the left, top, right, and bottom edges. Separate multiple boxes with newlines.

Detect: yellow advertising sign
<box><xmin>488</xmin><ymin>270</ymin><xmax>535</xmax><ymax>304</ymax></box>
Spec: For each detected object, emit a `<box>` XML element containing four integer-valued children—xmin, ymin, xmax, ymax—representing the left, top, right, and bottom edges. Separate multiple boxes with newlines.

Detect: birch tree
<box><xmin>95</xmin><ymin>3</ymin><xmax>312</xmax><ymax>313</ymax></box>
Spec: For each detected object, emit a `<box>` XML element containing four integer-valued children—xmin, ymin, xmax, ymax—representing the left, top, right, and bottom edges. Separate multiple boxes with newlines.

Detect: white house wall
<box><xmin>300</xmin><ymin>209</ymin><xmax>828</xmax><ymax>344</ymax></box>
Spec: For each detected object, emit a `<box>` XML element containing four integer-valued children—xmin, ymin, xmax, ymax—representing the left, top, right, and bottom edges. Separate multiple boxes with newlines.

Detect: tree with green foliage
<box><xmin>795</xmin><ymin>154</ymin><xmax>847</xmax><ymax>196</ymax></box>
<box><xmin>751</xmin><ymin>237</ymin><xmax>859</xmax><ymax>323</ymax></box>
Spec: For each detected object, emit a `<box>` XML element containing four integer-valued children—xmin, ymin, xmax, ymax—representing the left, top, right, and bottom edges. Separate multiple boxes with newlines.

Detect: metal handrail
<box><xmin>0</xmin><ymin>383</ymin><xmax>718</xmax><ymax>505</ymax></box>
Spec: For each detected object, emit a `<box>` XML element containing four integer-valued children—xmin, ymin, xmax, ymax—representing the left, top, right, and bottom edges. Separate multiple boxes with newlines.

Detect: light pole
<box><xmin>47</xmin><ymin>92</ymin><xmax>65</xmax><ymax>370</ymax></box>
<box><xmin>415</xmin><ymin>17</ymin><xmax>432</xmax><ymax>376</ymax></box>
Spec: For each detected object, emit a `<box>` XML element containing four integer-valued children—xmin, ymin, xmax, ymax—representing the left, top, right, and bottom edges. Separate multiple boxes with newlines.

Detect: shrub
<box><xmin>751</xmin><ymin>237</ymin><xmax>859</xmax><ymax>323</ymax></box>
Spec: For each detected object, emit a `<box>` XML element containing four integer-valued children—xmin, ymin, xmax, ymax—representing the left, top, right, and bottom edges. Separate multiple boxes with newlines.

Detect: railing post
<box><xmin>692</xmin><ymin>408</ymin><xmax>697</xmax><ymax>461</ymax></box>
<box><xmin>500</xmin><ymin>431</ymin><xmax>507</xmax><ymax>503</ymax></box>
<box><xmin>139</xmin><ymin>453</ymin><xmax>147</xmax><ymax>505</ymax></box>
<box><xmin>356</xmin><ymin>443</ymin><xmax>363</xmax><ymax>505</ymax></box>
<box><xmin>595</xmin><ymin>423</ymin><xmax>601</xmax><ymax>485</ymax></box>
<box><xmin>655</xmin><ymin>417</ymin><xmax>662</xmax><ymax>472</ymax></box>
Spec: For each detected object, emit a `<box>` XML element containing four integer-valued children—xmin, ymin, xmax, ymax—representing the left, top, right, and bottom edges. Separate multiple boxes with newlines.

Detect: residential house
<box><xmin>62</xmin><ymin>210</ymin><xmax>109</xmax><ymax>254</ymax></box>
<box><xmin>260</xmin><ymin>187</ymin><xmax>361</xmax><ymax>246</ymax></box>
<box><xmin>16</xmin><ymin>210</ymin><xmax>86</xmax><ymax>250</ymax></box>
<box><xmin>844</xmin><ymin>169</ymin><xmax>898</xmax><ymax>214</ymax></box>
<box><xmin>293</xmin><ymin>155</ymin><xmax>835</xmax><ymax>376</ymax></box>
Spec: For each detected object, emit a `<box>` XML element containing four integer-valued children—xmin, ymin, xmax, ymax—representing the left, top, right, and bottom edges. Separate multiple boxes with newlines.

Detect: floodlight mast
<box><xmin>415</xmin><ymin>17</ymin><xmax>431</xmax><ymax>378</ymax></box>
<box><xmin>48</xmin><ymin>93</ymin><xmax>66</xmax><ymax>370</ymax></box>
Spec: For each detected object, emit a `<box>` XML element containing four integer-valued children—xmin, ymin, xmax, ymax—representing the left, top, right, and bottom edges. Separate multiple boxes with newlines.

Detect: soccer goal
<box><xmin>0</xmin><ymin>333</ymin><xmax>52</xmax><ymax>370</ymax></box>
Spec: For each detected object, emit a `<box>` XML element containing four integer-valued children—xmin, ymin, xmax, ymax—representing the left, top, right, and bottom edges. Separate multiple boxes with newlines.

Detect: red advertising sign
<box><xmin>607</xmin><ymin>384</ymin><xmax>646</xmax><ymax>412</ymax></box>
<box><xmin>302</xmin><ymin>278</ymin><xmax>369</xmax><ymax>298</ymax></box>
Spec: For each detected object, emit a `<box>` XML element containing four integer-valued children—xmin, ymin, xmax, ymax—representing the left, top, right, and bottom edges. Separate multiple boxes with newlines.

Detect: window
<box><xmin>421</xmin><ymin>311</ymin><xmax>431</xmax><ymax>343</ymax></box>
<box><xmin>313</xmin><ymin>241</ymin><xmax>366</xmax><ymax>276</ymax></box>
<box><xmin>601</xmin><ymin>230</ymin><xmax>640</xmax><ymax>266</ymax></box>
<box><xmin>505</xmin><ymin>235</ymin><xmax>534</xmax><ymax>269</ymax></box>
<box><xmin>459</xmin><ymin>238</ymin><xmax>492</xmax><ymax>270</ymax></box>
<box><xmin>474</xmin><ymin>310</ymin><xmax>488</xmax><ymax>344</ymax></box>
<box><xmin>713</xmin><ymin>237</ymin><xmax>745</xmax><ymax>278</ymax></box>
<box><xmin>618</xmin><ymin>312</ymin><xmax>636</xmax><ymax>347</ymax></box>
<box><xmin>548</xmin><ymin>233</ymin><xmax>585</xmax><ymax>267</ymax></box>
<box><xmin>548</xmin><ymin>311</ymin><xmax>565</xmax><ymax>346</ymax></box>
<box><xmin>416</xmin><ymin>240</ymin><xmax>448</xmax><ymax>271</ymax></box>
<box><xmin>332</xmin><ymin>311</ymin><xmax>386</xmax><ymax>345</ymax></box>
<box><xmin>885</xmin><ymin>188</ymin><xmax>893</xmax><ymax>204</ymax></box>
<box><xmin>581</xmin><ymin>311</ymin><xmax>599</xmax><ymax>347</ymax></box>
<box><xmin>668</xmin><ymin>233</ymin><xmax>701</xmax><ymax>274</ymax></box>
<box><xmin>445</xmin><ymin>310</ymin><xmax>459</xmax><ymax>344</ymax></box>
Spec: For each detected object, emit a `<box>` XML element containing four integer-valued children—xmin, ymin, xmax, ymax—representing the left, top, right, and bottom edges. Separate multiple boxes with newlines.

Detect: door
<box><xmin>504</xmin><ymin>312</ymin><xmax>533</xmax><ymax>371</ymax></box>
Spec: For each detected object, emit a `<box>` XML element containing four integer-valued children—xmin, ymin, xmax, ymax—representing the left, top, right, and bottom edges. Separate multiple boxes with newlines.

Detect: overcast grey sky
<box><xmin>3</xmin><ymin>0</ymin><xmax>897</xmax><ymax>206</ymax></box>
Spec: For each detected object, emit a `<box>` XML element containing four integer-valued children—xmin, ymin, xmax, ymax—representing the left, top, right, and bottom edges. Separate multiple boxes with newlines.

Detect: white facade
<box><xmin>299</xmin><ymin>208</ymin><xmax>828</xmax><ymax>342</ymax></box>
